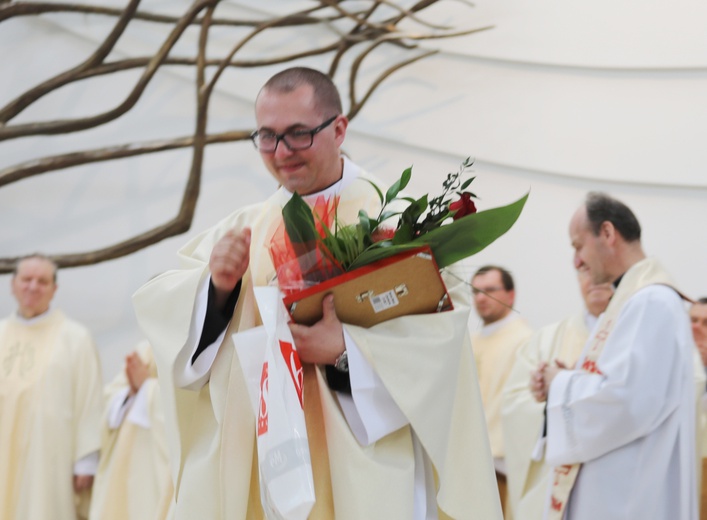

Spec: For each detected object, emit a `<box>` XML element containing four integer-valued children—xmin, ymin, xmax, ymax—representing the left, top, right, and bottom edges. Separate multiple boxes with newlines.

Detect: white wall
<box><xmin>1</xmin><ymin>0</ymin><xmax>705</xmax><ymax>380</ymax></box>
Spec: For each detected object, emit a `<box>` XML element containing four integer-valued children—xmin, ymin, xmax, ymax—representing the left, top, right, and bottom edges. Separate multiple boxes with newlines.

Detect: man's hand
<box><xmin>73</xmin><ymin>474</ymin><xmax>94</xmax><ymax>493</ymax></box>
<box><xmin>543</xmin><ymin>359</ymin><xmax>568</xmax><ymax>387</ymax></box>
<box><xmin>125</xmin><ymin>351</ymin><xmax>150</xmax><ymax>395</ymax></box>
<box><xmin>698</xmin><ymin>343</ymin><xmax>707</xmax><ymax>368</ymax></box>
<box><xmin>530</xmin><ymin>361</ymin><xmax>549</xmax><ymax>402</ymax></box>
<box><xmin>530</xmin><ymin>359</ymin><xmax>569</xmax><ymax>402</ymax></box>
<box><xmin>209</xmin><ymin>228</ymin><xmax>251</xmax><ymax>309</ymax></box>
<box><xmin>289</xmin><ymin>294</ymin><xmax>345</xmax><ymax>365</ymax></box>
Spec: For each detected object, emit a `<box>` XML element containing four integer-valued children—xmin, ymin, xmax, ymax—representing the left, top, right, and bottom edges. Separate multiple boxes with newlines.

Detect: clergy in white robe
<box><xmin>501</xmin><ymin>268</ymin><xmax>613</xmax><ymax>520</ymax></box>
<box><xmin>689</xmin><ymin>299</ymin><xmax>707</xmax><ymax>519</ymax></box>
<box><xmin>133</xmin><ymin>67</ymin><xmax>501</xmax><ymax>520</ymax></box>
<box><xmin>470</xmin><ymin>265</ymin><xmax>533</xmax><ymax>516</ymax></box>
<box><xmin>535</xmin><ymin>193</ymin><xmax>699</xmax><ymax>520</ymax></box>
<box><xmin>471</xmin><ymin>313</ymin><xmax>533</xmax><ymax>464</ymax></box>
<box><xmin>89</xmin><ymin>341</ymin><xmax>173</xmax><ymax>520</ymax></box>
<box><xmin>0</xmin><ymin>255</ymin><xmax>103</xmax><ymax>520</ymax></box>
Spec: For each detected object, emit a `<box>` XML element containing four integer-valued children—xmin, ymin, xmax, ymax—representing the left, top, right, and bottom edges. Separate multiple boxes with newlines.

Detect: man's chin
<box><xmin>280</xmin><ymin>175</ymin><xmax>308</xmax><ymax>194</ymax></box>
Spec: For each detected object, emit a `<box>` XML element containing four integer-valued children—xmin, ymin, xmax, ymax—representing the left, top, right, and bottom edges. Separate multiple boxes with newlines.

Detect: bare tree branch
<box><xmin>0</xmin><ymin>0</ymin><xmax>218</xmax><ymax>135</ymax></box>
<box><xmin>0</xmin><ymin>0</ymin><xmax>486</xmax><ymax>273</ymax></box>
<box><xmin>0</xmin><ymin>130</ymin><xmax>251</xmax><ymax>188</ymax></box>
<box><xmin>0</xmin><ymin>1</ymin><xmax>333</xmax><ymax>26</ymax></box>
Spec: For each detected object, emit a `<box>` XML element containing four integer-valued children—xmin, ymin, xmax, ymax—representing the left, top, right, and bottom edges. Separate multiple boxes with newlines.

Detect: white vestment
<box><xmin>501</xmin><ymin>312</ymin><xmax>592</xmax><ymax>520</ymax></box>
<box><xmin>89</xmin><ymin>341</ymin><xmax>173</xmax><ymax>520</ymax></box>
<box><xmin>545</xmin><ymin>283</ymin><xmax>698</xmax><ymax>520</ymax></box>
<box><xmin>0</xmin><ymin>309</ymin><xmax>103</xmax><ymax>520</ymax></box>
<box><xmin>471</xmin><ymin>313</ymin><xmax>534</xmax><ymax>465</ymax></box>
<box><xmin>133</xmin><ymin>157</ymin><xmax>501</xmax><ymax>520</ymax></box>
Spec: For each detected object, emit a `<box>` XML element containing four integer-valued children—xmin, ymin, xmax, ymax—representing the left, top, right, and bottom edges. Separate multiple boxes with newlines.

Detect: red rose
<box><xmin>449</xmin><ymin>192</ymin><xmax>477</xmax><ymax>220</ymax></box>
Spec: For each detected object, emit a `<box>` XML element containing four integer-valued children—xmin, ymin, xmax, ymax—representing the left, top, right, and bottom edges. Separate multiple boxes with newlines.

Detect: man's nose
<box><xmin>273</xmin><ymin>138</ymin><xmax>294</xmax><ymax>158</ymax></box>
<box><xmin>573</xmin><ymin>254</ymin><xmax>583</xmax><ymax>270</ymax></box>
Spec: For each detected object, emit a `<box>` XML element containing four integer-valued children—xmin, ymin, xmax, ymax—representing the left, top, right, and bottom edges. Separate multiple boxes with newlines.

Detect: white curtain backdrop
<box><xmin>1</xmin><ymin>0</ymin><xmax>705</xmax><ymax>379</ymax></box>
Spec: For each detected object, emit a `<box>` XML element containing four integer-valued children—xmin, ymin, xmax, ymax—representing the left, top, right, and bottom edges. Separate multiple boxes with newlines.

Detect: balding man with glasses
<box><xmin>469</xmin><ymin>264</ymin><xmax>533</xmax><ymax>518</ymax></box>
<box><xmin>134</xmin><ymin>67</ymin><xmax>500</xmax><ymax>520</ymax></box>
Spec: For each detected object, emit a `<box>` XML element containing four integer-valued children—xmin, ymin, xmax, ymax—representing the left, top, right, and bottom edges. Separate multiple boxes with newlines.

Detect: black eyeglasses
<box><xmin>250</xmin><ymin>116</ymin><xmax>338</xmax><ymax>153</ymax></box>
<box><xmin>471</xmin><ymin>286</ymin><xmax>507</xmax><ymax>296</ymax></box>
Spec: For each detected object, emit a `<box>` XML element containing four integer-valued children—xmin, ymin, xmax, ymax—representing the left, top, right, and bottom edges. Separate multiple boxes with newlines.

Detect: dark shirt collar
<box><xmin>613</xmin><ymin>273</ymin><xmax>625</xmax><ymax>289</ymax></box>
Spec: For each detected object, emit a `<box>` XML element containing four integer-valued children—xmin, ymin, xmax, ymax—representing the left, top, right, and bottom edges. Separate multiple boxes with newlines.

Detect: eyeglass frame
<box><xmin>249</xmin><ymin>115</ymin><xmax>338</xmax><ymax>153</ymax></box>
<box><xmin>471</xmin><ymin>286</ymin><xmax>508</xmax><ymax>296</ymax></box>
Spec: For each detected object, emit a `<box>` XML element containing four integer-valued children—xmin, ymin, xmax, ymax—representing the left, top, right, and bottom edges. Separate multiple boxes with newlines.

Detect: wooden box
<box><xmin>282</xmin><ymin>247</ymin><xmax>453</xmax><ymax>328</ymax></box>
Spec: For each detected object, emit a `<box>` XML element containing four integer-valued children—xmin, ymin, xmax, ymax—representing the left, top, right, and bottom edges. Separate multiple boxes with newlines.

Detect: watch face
<box><xmin>335</xmin><ymin>351</ymin><xmax>349</xmax><ymax>372</ymax></box>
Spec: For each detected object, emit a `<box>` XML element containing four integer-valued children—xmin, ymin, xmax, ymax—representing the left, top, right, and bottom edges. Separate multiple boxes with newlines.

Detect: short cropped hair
<box><xmin>472</xmin><ymin>265</ymin><xmax>515</xmax><ymax>291</ymax></box>
<box><xmin>12</xmin><ymin>253</ymin><xmax>58</xmax><ymax>283</ymax></box>
<box><xmin>261</xmin><ymin>67</ymin><xmax>343</xmax><ymax>116</ymax></box>
<box><xmin>697</xmin><ymin>297</ymin><xmax>707</xmax><ymax>305</ymax></box>
<box><xmin>585</xmin><ymin>192</ymin><xmax>641</xmax><ymax>242</ymax></box>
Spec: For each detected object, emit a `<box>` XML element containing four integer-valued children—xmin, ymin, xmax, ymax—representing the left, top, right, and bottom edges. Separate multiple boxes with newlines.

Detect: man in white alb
<box><xmin>690</xmin><ymin>298</ymin><xmax>707</xmax><ymax>519</ymax></box>
<box><xmin>470</xmin><ymin>265</ymin><xmax>534</xmax><ymax>516</ymax></box>
<box><xmin>530</xmin><ymin>192</ymin><xmax>698</xmax><ymax>520</ymax></box>
<box><xmin>0</xmin><ymin>254</ymin><xmax>103</xmax><ymax>520</ymax></box>
<box><xmin>133</xmin><ymin>67</ymin><xmax>501</xmax><ymax>520</ymax></box>
<box><xmin>501</xmin><ymin>267</ymin><xmax>613</xmax><ymax>519</ymax></box>
<box><xmin>89</xmin><ymin>341</ymin><xmax>173</xmax><ymax>520</ymax></box>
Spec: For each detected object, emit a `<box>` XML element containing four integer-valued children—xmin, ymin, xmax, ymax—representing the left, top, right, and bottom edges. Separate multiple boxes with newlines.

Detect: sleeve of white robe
<box><xmin>72</xmin><ymin>330</ymin><xmax>104</xmax><ymax>465</ymax></box>
<box><xmin>545</xmin><ymin>285</ymin><xmax>685</xmax><ymax>466</ymax></box>
<box><xmin>173</xmin><ymin>276</ymin><xmax>226</xmax><ymax>390</ymax></box>
<box><xmin>337</xmin><ymin>329</ymin><xmax>409</xmax><ymax>446</ymax></box>
<box><xmin>105</xmin><ymin>382</ymin><xmax>154</xmax><ymax>430</ymax></box>
<box><xmin>174</xmin><ymin>272</ymin><xmax>404</xmax><ymax>444</ymax></box>
<box><xmin>73</xmin><ymin>451</ymin><xmax>99</xmax><ymax>475</ymax></box>
<box><xmin>106</xmin><ymin>388</ymin><xmax>133</xmax><ymax>429</ymax></box>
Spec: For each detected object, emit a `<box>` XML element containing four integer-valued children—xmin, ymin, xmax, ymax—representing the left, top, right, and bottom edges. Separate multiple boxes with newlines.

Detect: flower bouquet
<box><xmin>269</xmin><ymin>157</ymin><xmax>528</xmax><ymax>327</ymax></box>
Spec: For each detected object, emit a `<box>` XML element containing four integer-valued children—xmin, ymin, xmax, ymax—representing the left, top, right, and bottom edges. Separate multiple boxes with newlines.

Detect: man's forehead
<box><xmin>473</xmin><ymin>270</ymin><xmax>502</xmax><ymax>285</ymax></box>
<box><xmin>691</xmin><ymin>304</ymin><xmax>707</xmax><ymax>317</ymax></box>
<box><xmin>256</xmin><ymin>84</ymin><xmax>317</xmax><ymax>113</ymax></box>
<box><xmin>16</xmin><ymin>258</ymin><xmax>55</xmax><ymax>277</ymax></box>
<box><xmin>570</xmin><ymin>205</ymin><xmax>589</xmax><ymax>230</ymax></box>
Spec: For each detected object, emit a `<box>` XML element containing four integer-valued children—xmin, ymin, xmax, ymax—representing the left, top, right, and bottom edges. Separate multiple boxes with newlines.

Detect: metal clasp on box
<box><xmin>437</xmin><ymin>293</ymin><xmax>451</xmax><ymax>312</ymax></box>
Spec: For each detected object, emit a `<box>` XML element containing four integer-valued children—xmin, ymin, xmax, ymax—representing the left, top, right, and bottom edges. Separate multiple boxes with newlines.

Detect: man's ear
<box><xmin>334</xmin><ymin>115</ymin><xmax>348</xmax><ymax>146</ymax></box>
<box><xmin>599</xmin><ymin>220</ymin><xmax>616</xmax><ymax>245</ymax></box>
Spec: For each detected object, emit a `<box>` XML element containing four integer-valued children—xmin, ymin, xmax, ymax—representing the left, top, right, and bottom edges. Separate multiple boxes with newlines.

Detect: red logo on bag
<box><xmin>258</xmin><ymin>362</ymin><xmax>268</xmax><ymax>435</ymax></box>
<box><xmin>279</xmin><ymin>340</ymin><xmax>304</xmax><ymax>408</ymax></box>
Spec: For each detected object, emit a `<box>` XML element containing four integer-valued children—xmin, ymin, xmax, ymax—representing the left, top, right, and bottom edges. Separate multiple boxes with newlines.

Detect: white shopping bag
<box><xmin>233</xmin><ymin>286</ymin><xmax>315</xmax><ymax>520</ymax></box>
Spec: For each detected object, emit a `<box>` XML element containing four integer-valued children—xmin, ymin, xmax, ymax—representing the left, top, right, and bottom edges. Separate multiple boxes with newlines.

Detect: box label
<box><xmin>370</xmin><ymin>290</ymin><xmax>400</xmax><ymax>313</ymax></box>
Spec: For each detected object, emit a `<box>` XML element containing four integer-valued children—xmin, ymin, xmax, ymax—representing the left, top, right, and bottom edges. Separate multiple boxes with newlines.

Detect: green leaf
<box><xmin>282</xmin><ymin>192</ymin><xmax>318</xmax><ymax>244</ymax></box>
<box><xmin>393</xmin><ymin>222</ymin><xmax>414</xmax><ymax>245</ymax></box>
<box><xmin>412</xmin><ymin>192</ymin><xmax>529</xmax><ymax>269</ymax></box>
<box><xmin>460</xmin><ymin>177</ymin><xmax>476</xmax><ymax>190</ymax></box>
<box><xmin>348</xmin><ymin>192</ymin><xmax>529</xmax><ymax>270</ymax></box>
<box><xmin>361</xmin><ymin>178</ymin><xmax>384</xmax><ymax>206</ymax></box>
<box><xmin>358</xmin><ymin>210</ymin><xmax>372</xmax><ymax>236</ymax></box>
<box><xmin>401</xmin><ymin>194</ymin><xmax>427</xmax><ymax>221</ymax></box>
<box><xmin>378</xmin><ymin>210</ymin><xmax>402</xmax><ymax>225</ymax></box>
<box><xmin>348</xmin><ymin>242</ymin><xmax>421</xmax><ymax>270</ymax></box>
<box><xmin>385</xmin><ymin>166</ymin><xmax>412</xmax><ymax>205</ymax></box>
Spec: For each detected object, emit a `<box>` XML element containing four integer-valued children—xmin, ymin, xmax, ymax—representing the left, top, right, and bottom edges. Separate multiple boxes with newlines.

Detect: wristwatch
<box><xmin>334</xmin><ymin>350</ymin><xmax>349</xmax><ymax>373</ymax></box>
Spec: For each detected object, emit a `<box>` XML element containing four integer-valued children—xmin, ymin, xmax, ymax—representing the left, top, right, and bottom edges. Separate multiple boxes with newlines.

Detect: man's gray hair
<box><xmin>12</xmin><ymin>254</ymin><xmax>58</xmax><ymax>283</ymax></box>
